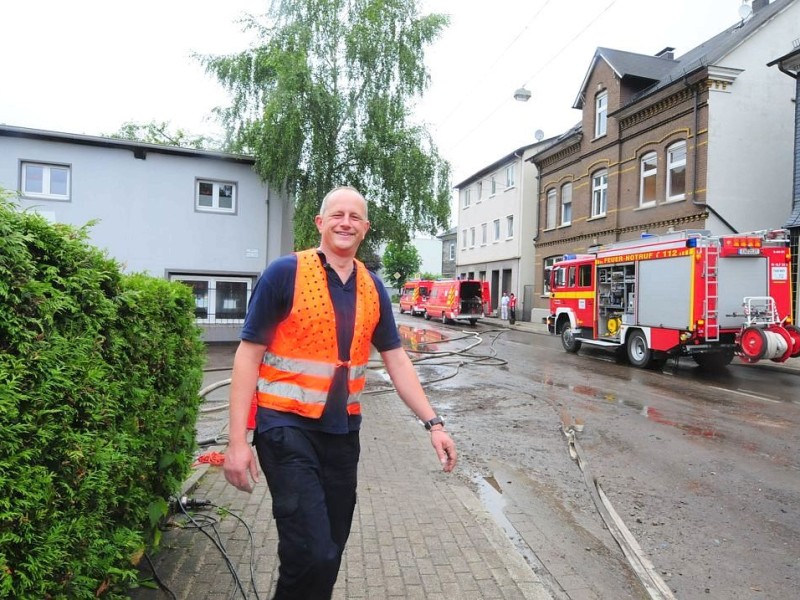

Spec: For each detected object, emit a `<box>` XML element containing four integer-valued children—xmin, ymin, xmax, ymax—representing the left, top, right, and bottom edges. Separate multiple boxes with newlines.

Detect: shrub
<box><xmin>0</xmin><ymin>197</ymin><xmax>205</xmax><ymax>599</ymax></box>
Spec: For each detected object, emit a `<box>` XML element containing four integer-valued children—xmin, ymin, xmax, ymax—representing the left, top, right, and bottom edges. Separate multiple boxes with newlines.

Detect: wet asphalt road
<box><xmin>391</xmin><ymin>312</ymin><xmax>799</xmax><ymax>600</ymax></box>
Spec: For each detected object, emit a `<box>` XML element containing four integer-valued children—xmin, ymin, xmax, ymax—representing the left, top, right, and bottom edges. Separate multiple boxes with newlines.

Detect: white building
<box><xmin>454</xmin><ymin>140</ymin><xmax>553</xmax><ymax>320</ymax></box>
<box><xmin>0</xmin><ymin>125</ymin><xmax>293</xmax><ymax>341</ymax></box>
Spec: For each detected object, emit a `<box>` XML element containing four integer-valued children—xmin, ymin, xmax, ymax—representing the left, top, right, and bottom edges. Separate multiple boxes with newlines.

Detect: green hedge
<box><xmin>0</xmin><ymin>197</ymin><xmax>205</xmax><ymax>599</ymax></box>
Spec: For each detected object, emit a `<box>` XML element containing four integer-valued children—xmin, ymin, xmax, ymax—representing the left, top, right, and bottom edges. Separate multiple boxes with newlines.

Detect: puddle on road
<box><xmin>472</xmin><ymin>474</ymin><xmax>547</xmax><ymax>571</ymax></box>
<box><xmin>534</xmin><ymin>369</ymin><xmax>727</xmax><ymax>440</ymax></box>
<box><xmin>397</xmin><ymin>324</ymin><xmax>448</xmax><ymax>352</ymax></box>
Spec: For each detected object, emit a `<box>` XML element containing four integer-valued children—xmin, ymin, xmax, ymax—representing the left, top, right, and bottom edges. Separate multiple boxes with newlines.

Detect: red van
<box><xmin>423</xmin><ymin>279</ymin><xmax>490</xmax><ymax>325</ymax></box>
<box><xmin>398</xmin><ymin>279</ymin><xmax>433</xmax><ymax>316</ymax></box>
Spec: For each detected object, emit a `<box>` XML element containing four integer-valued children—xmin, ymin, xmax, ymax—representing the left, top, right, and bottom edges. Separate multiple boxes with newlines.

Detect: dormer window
<box><xmin>595</xmin><ymin>91</ymin><xmax>608</xmax><ymax>138</ymax></box>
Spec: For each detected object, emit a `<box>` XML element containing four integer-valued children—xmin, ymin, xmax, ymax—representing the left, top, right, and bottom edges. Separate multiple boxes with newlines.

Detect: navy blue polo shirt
<box><xmin>240</xmin><ymin>251</ymin><xmax>401</xmax><ymax>434</ymax></box>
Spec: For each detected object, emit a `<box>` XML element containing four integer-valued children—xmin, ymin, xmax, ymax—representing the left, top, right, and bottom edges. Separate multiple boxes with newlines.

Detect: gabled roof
<box><xmin>573</xmin><ymin>48</ymin><xmax>677</xmax><ymax>108</ymax></box>
<box><xmin>785</xmin><ymin>204</ymin><xmax>800</xmax><ymax>229</ymax></box>
<box><xmin>454</xmin><ymin>137</ymin><xmax>556</xmax><ymax>189</ymax></box>
<box><xmin>573</xmin><ymin>0</ymin><xmax>796</xmax><ymax>110</ymax></box>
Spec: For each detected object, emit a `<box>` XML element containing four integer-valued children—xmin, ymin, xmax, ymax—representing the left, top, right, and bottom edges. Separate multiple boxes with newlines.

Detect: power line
<box><xmin>442</xmin><ymin>0</ymin><xmax>619</xmax><ymax>156</ymax></box>
<box><xmin>436</xmin><ymin>0</ymin><xmax>553</xmax><ymax>130</ymax></box>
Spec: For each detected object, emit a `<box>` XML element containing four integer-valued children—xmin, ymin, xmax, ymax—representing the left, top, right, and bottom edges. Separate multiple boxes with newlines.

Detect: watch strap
<box><xmin>424</xmin><ymin>416</ymin><xmax>444</xmax><ymax>430</ymax></box>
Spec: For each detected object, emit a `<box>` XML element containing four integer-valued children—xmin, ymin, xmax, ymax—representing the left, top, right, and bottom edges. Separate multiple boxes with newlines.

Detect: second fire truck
<box><xmin>547</xmin><ymin>229</ymin><xmax>800</xmax><ymax>370</ymax></box>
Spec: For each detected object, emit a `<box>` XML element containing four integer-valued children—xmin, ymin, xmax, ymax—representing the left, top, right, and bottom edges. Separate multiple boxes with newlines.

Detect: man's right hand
<box><xmin>224</xmin><ymin>439</ymin><xmax>260</xmax><ymax>493</ymax></box>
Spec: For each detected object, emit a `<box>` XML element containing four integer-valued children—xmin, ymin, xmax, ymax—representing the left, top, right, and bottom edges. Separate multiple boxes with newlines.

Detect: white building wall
<box><xmin>706</xmin><ymin>1</ymin><xmax>799</xmax><ymax>232</ymax></box>
<box><xmin>456</xmin><ymin>145</ymin><xmax>547</xmax><ymax>320</ymax></box>
<box><xmin>0</xmin><ymin>129</ymin><xmax>293</xmax><ymax>342</ymax></box>
<box><xmin>412</xmin><ymin>236</ymin><xmax>443</xmax><ymax>275</ymax></box>
<box><xmin>0</xmin><ymin>135</ymin><xmax>292</xmax><ymax>274</ymax></box>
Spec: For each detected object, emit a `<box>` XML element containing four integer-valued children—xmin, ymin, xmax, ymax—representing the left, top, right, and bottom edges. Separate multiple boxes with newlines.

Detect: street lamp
<box><xmin>513</xmin><ymin>86</ymin><xmax>532</xmax><ymax>102</ymax></box>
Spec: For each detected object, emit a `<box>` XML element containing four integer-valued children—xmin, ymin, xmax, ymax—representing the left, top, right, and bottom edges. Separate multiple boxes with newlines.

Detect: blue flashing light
<box><xmin>641</xmin><ymin>233</ymin><xmax>656</xmax><ymax>238</ymax></box>
<box><xmin>686</xmin><ymin>238</ymin><xmax>698</xmax><ymax>248</ymax></box>
<box><xmin>563</xmin><ymin>254</ymin><xmax>577</xmax><ymax>260</ymax></box>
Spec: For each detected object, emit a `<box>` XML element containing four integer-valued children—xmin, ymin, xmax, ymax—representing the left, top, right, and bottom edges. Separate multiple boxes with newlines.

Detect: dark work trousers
<box><xmin>254</xmin><ymin>427</ymin><xmax>360</xmax><ymax>600</ymax></box>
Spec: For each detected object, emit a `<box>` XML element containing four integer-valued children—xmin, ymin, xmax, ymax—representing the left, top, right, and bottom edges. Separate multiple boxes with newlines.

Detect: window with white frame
<box><xmin>591</xmin><ymin>170</ymin><xmax>608</xmax><ymax>217</ymax></box>
<box><xmin>21</xmin><ymin>161</ymin><xmax>70</xmax><ymax>200</ymax></box>
<box><xmin>667</xmin><ymin>141</ymin><xmax>687</xmax><ymax>200</ymax></box>
<box><xmin>640</xmin><ymin>152</ymin><xmax>657</xmax><ymax>206</ymax></box>
<box><xmin>449</xmin><ymin>242</ymin><xmax>455</xmax><ymax>260</ymax></box>
<box><xmin>493</xmin><ymin>219</ymin><xmax>500</xmax><ymax>241</ymax></box>
<box><xmin>560</xmin><ymin>182</ymin><xmax>572</xmax><ymax>226</ymax></box>
<box><xmin>490</xmin><ymin>175</ymin><xmax>497</xmax><ymax>196</ymax></box>
<box><xmin>543</xmin><ymin>256</ymin><xmax>560</xmax><ymax>295</ymax></box>
<box><xmin>546</xmin><ymin>188</ymin><xmax>557</xmax><ymax>229</ymax></box>
<box><xmin>505</xmin><ymin>164</ymin><xmax>515</xmax><ymax>188</ymax></box>
<box><xmin>595</xmin><ymin>91</ymin><xmax>608</xmax><ymax>138</ymax></box>
<box><xmin>170</xmin><ymin>274</ymin><xmax>252</xmax><ymax>323</ymax></box>
<box><xmin>461</xmin><ymin>229</ymin><xmax>467</xmax><ymax>249</ymax></box>
<box><xmin>196</xmin><ymin>179</ymin><xmax>237</xmax><ymax>213</ymax></box>
<box><xmin>481</xmin><ymin>223</ymin><xmax>488</xmax><ymax>245</ymax></box>
<box><xmin>506</xmin><ymin>215</ymin><xmax>514</xmax><ymax>238</ymax></box>
<box><xmin>470</xmin><ymin>227</ymin><xmax>476</xmax><ymax>247</ymax></box>
<box><xmin>477</xmin><ymin>181</ymin><xmax>483</xmax><ymax>201</ymax></box>
<box><xmin>463</xmin><ymin>188</ymin><xmax>471</xmax><ymax>208</ymax></box>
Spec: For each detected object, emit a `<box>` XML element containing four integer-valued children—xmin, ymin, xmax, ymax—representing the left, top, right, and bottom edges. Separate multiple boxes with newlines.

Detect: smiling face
<box><xmin>315</xmin><ymin>187</ymin><xmax>370</xmax><ymax>259</ymax></box>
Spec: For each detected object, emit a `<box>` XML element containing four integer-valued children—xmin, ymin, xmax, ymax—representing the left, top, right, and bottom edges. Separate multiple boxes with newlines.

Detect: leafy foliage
<box><xmin>419</xmin><ymin>271</ymin><xmax>440</xmax><ymax>281</ymax></box>
<box><xmin>382</xmin><ymin>240</ymin><xmax>421</xmax><ymax>289</ymax></box>
<box><xmin>199</xmin><ymin>0</ymin><xmax>452</xmax><ymax>258</ymax></box>
<box><xmin>0</xmin><ymin>197</ymin><xmax>205</xmax><ymax>598</ymax></box>
<box><xmin>107</xmin><ymin>120</ymin><xmax>224</xmax><ymax>151</ymax></box>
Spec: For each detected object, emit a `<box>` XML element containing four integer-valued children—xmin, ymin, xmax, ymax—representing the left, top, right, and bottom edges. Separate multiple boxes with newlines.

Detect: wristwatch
<box><xmin>424</xmin><ymin>416</ymin><xmax>444</xmax><ymax>431</ymax></box>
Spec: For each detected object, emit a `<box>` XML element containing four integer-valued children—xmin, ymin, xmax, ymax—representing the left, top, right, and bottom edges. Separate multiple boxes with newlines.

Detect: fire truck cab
<box><xmin>547</xmin><ymin>229</ymin><xmax>800</xmax><ymax>370</ymax></box>
<box><xmin>398</xmin><ymin>279</ymin><xmax>433</xmax><ymax>316</ymax></box>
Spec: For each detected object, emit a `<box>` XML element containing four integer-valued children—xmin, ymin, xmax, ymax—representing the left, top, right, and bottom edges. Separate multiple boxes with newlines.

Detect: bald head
<box><xmin>319</xmin><ymin>186</ymin><xmax>368</xmax><ymax>220</ymax></box>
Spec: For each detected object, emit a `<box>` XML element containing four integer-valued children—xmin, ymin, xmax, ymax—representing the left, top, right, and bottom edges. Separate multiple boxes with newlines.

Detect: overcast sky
<box><xmin>2</xmin><ymin>1</ymin><xmax>744</xmax><ymax>187</ymax></box>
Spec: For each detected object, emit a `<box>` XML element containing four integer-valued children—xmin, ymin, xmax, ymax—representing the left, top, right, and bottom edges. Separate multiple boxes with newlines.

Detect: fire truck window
<box><xmin>578</xmin><ymin>265</ymin><xmax>592</xmax><ymax>287</ymax></box>
<box><xmin>568</xmin><ymin>267</ymin><xmax>576</xmax><ymax>287</ymax></box>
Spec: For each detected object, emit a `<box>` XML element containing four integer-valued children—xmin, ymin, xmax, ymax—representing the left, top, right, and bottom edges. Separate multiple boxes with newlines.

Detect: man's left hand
<box><xmin>430</xmin><ymin>430</ymin><xmax>457</xmax><ymax>472</ymax></box>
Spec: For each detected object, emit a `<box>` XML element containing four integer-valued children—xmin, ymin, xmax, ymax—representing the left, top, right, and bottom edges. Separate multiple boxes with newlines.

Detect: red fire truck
<box><xmin>547</xmin><ymin>229</ymin><xmax>800</xmax><ymax>369</ymax></box>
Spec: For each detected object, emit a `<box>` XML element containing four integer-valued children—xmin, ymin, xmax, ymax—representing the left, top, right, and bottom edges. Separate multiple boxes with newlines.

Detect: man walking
<box><xmin>224</xmin><ymin>185</ymin><xmax>457</xmax><ymax>600</ymax></box>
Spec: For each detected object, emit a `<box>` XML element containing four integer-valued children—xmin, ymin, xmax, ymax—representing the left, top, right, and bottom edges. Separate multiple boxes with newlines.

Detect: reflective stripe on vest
<box><xmin>256</xmin><ymin>249</ymin><xmax>380</xmax><ymax>419</ymax></box>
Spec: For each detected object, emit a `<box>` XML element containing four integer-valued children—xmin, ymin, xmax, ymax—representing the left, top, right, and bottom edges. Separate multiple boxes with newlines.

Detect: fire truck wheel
<box><xmin>469</xmin><ymin>319</ymin><xmax>477</xmax><ymax>326</ymax></box>
<box><xmin>399</xmin><ymin>306</ymin><xmax>405</xmax><ymax>314</ymax></box>
<box><xmin>692</xmin><ymin>351</ymin><xmax>734</xmax><ymax>370</ymax></box>
<box><xmin>560</xmin><ymin>324</ymin><xmax>582</xmax><ymax>353</ymax></box>
<box><xmin>626</xmin><ymin>330</ymin><xmax>653</xmax><ymax>368</ymax></box>
<box><xmin>424</xmin><ymin>311</ymin><xmax>431</xmax><ymax>320</ymax></box>
<box><xmin>786</xmin><ymin>325</ymin><xmax>800</xmax><ymax>358</ymax></box>
<box><xmin>441</xmin><ymin>312</ymin><xmax>447</xmax><ymax>324</ymax></box>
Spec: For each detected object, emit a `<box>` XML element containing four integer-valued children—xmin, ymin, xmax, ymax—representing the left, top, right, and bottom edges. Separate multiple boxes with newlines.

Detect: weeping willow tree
<box><xmin>199</xmin><ymin>0</ymin><xmax>452</xmax><ymax>256</ymax></box>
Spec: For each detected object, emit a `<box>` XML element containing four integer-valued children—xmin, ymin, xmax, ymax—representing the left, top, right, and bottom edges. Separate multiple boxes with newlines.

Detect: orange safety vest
<box><xmin>256</xmin><ymin>249</ymin><xmax>381</xmax><ymax>419</ymax></box>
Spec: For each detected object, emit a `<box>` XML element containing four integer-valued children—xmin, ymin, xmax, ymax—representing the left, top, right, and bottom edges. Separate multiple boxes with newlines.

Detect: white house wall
<box><xmin>0</xmin><ymin>135</ymin><xmax>282</xmax><ymax>275</ymax></box>
<box><xmin>706</xmin><ymin>1</ymin><xmax>798</xmax><ymax>232</ymax></box>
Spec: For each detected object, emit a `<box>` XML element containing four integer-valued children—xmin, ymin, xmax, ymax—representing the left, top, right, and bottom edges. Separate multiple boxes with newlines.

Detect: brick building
<box><xmin>530</xmin><ymin>0</ymin><xmax>799</xmax><ymax>317</ymax></box>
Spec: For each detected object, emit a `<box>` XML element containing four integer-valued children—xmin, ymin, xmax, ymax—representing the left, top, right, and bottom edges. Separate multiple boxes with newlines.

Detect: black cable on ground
<box><xmin>175</xmin><ymin>500</ymin><xmax>250</xmax><ymax>599</ymax></box>
<box><xmin>142</xmin><ymin>552</ymin><xmax>178</xmax><ymax>599</ymax></box>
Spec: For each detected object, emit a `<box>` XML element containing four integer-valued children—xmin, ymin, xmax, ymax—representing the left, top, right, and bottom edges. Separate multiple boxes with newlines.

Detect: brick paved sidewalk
<box><xmin>130</xmin><ymin>389</ymin><xmax>553</xmax><ymax>599</ymax></box>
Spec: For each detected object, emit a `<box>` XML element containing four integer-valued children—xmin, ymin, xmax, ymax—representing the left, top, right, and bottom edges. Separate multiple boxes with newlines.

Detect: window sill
<box><xmin>543</xmin><ymin>226</ymin><xmax>557</xmax><ymax>232</ymax></box>
<box><xmin>557</xmin><ymin>223</ymin><xmax>571</xmax><ymax>229</ymax></box>
<box><xmin>592</xmin><ymin>133</ymin><xmax>607</xmax><ymax>142</ymax></box>
<box><xmin>587</xmin><ymin>214</ymin><xmax>607</xmax><ymax>222</ymax></box>
<box><xmin>634</xmin><ymin>202</ymin><xmax>656</xmax><ymax>211</ymax></box>
<box><xmin>664</xmin><ymin>196</ymin><xmax>686</xmax><ymax>204</ymax></box>
<box><xmin>21</xmin><ymin>193</ymin><xmax>70</xmax><ymax>202</ymax></box>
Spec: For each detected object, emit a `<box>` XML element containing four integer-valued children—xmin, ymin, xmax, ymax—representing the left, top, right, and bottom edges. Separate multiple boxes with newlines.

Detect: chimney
<box><xmin>752</xmin><ymin>0</ymin><xmax>769</xmax><ymax>12</ymax></box>
<box><xmin>655</xmin><ymin>47</ymin><xmax>675</xmax><ymax>60</ymax></box>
